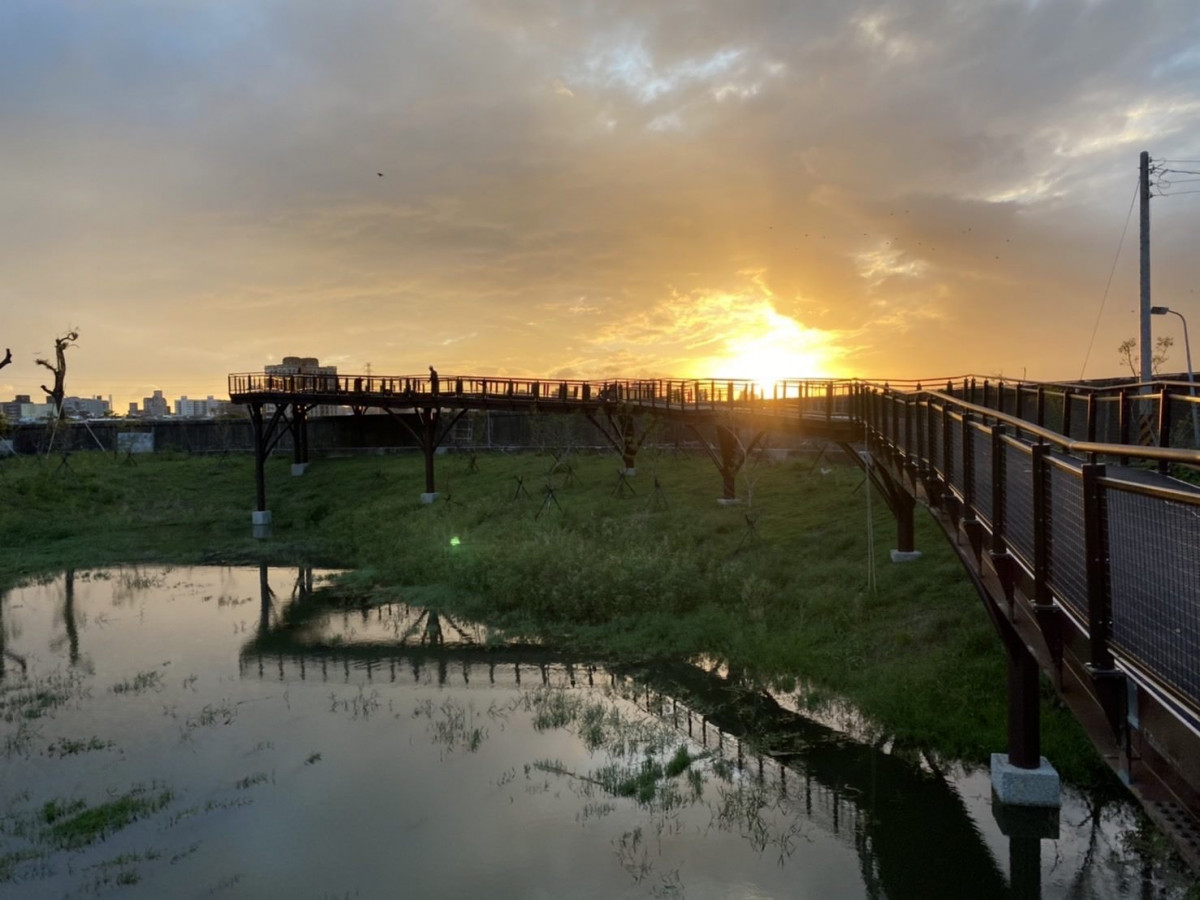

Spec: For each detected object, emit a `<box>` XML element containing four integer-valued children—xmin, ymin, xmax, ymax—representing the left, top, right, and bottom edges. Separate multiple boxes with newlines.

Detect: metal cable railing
<box><xmin>858</xmin><ymin>382</ymin><xmax>1200</xmax><ymax>726</ymax></box>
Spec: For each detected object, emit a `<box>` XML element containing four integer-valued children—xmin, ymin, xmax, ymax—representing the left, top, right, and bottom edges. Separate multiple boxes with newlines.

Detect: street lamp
<box><xmin>1151</xmin><ymin>305</ymin><xmax>1200</xmax><ymax>449</ymax></box>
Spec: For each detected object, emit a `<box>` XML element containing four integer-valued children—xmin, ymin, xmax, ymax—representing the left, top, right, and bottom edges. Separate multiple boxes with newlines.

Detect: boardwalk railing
<box><xmin>859</xmin><ymin>383</ymin><xmax>1200</xmax><ymax>737</ymax></box>
<box><xmin>228</xmin><ymin>372</ymin><xmax>861</xmax><ymax>421</ymax></box>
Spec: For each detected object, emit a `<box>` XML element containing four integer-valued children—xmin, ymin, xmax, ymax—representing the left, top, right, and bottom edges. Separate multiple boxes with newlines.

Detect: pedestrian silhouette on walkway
<box><xmin>429</xmin><ymin>366</ymin><xmax>439</xmax><ymax>395</ymax></box>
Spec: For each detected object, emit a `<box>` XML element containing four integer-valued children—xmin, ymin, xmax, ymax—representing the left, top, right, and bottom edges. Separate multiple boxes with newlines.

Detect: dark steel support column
<box><xmin>716</xmin><ymin>425</ymin><xmax>739</xmax><ymax>499</ymax></box>
<box><xmin>250</xmin><ymin>402</ymin><xmax>267</xmax><ymax>512</ymax></box>
<box><xmin>420</xmin><ymin>407</ymin><xmax>437</xmax><ymax>495</ymax></box>
<box><xmin>895</xmin><ymin>487</ymin><xmax>916</xmax><ymax>553</ymax></box>
<box><xmin>1008</xmin><ymin>641</ymin><xmax>1041</xmax><ymax>769</ymax></box>
<box><xmin>621</xmin><ymin>414</ymin><xmax>637</xmax><ymax>470</ymax></box>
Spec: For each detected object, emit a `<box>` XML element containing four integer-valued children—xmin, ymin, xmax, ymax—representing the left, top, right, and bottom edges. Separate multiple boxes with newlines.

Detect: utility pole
<box><xmin>1140</xmin><ymin>150</ymin><xmax>1152</xmax><ymax>383</ymax></box>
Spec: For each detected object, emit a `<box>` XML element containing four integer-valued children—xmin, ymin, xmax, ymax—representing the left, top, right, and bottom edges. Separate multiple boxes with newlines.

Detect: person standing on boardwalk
<box><xmin>429</xmin><ymin>366</ymin><xmax>439</xmax><ymax>395</ymax></box>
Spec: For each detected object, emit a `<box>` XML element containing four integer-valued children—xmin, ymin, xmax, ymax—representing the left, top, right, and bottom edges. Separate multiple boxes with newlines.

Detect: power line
<box><xmin>1079</xmin><ymin>176</ymin><xmax>1140</xmax><ymax>380</ymax></box>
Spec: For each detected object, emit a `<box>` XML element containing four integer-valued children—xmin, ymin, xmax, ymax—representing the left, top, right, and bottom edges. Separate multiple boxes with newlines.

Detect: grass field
<box><xmin>0</xmin><ymin>439</ymin><xmax>1109</xmax><ymax>784</ymax></box>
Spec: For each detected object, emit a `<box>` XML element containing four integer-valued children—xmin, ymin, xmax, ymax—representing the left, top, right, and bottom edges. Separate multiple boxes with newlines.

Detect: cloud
<box><xmin>1</xmin><ymin>0</ymin><xmax>1198</xmax><ymax>406</ymax></box>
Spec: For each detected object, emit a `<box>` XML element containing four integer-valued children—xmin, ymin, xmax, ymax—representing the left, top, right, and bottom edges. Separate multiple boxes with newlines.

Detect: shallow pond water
<box><xmin>0</xmin><ymin>566</ymin><xmax>1193</xmax><ymax>898</ymax></box>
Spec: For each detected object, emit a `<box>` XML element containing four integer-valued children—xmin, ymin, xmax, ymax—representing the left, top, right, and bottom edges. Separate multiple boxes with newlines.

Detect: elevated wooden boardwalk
<box><xmin>228</xmin><ymin>370</ymin><xmax>1200</xmax><ymax>870</ymax></box>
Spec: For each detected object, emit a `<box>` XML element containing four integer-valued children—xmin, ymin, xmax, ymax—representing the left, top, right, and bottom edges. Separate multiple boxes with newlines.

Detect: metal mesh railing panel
<box><xmin>1127</xmin><ymin>396</ymin><xmax>1160</xmax><ymax>446</ymax></box>
<box><xmin>1067</xmin><ymin>396</ymin><xmax>1089</xmax><ymax>441</ymax></box>
<box><xmin>1003</xmin><ymin>441</ymin><xmax>1035</xmax><ymax>569</ymax></box>
<box><xmin>971</xmin><ymin>426</ymin><xmax>993</xmax><ymax>524</ymax></box>
<box><xmin>1094</xmin><ymin>396</ymin><xmax>1122</xmax><ymax>444</ymax></box>
<box><xmin>1107</xmin><ymin>487</ymin><xmax>1200</xmax><ymax>711</ymax></box>
<box><xmin>1167</xmin><ymin>396</ymin><xmax>1200</xmax><ymax>451</ymax></box>
<box><xmin>895</xmin><ymin>396</ymin><xmax>906</xmax><ymax>441</ymax></box>
<box><xmin>1047</xmin><ymin>461</ymin><xmax>1088</xmax><ymax>620</ymax></box>
<box><xmin>947</xmin><ymin>416</ymin><xmax>963</xmax><ymax>495</ymax></box>
<box><xmin>911</xmin><ymin>403</ymin><xmax>926</xmax><ymax>458</ymax></box>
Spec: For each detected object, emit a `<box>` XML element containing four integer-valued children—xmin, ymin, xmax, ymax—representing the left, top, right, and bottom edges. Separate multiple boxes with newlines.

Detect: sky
<box><xmin>2</xmin><ymin>0</ymin><xmax>1200</xmax><ymax>410</ymax></box>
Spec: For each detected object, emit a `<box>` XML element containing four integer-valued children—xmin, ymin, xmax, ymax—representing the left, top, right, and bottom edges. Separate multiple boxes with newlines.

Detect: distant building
<box><xmin>141</xmin><ymin>390</ymin><xmax>169</xmax><ymax>418</ymax></box>
<box><xmin>264</xmin><ymin>356</ymin><xmax>346</xmax><ymax>417</ymax></box>
<box><xmin>62</xmin><ymin>395</ymin><xmax>111</xmax><ymax>418</ymax></box>
<box><xmin>13</xmin><ymin>402</ymin><xmax>55</xmax><ymax>422</ymax></box>
<box><xmin>174</xmin><ymin>395</ymin><xmax>237</xmax><ymax>418</ymax></box>
<box><xmin>1</xmin><ymin>395</ymin><xmax>31</xmax><ymax>422</ymax></box>
<box><xmin>128</xmin><ymin>402</ymin><xmax>140</xmax><ymax>417</ymax></box>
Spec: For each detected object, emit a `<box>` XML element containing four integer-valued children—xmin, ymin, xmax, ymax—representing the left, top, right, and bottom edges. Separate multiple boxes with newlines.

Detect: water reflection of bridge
<box><xmin>240</xmin><ymin>569</ymin><xmax>1011</xmax><ymax>899</ymax></box>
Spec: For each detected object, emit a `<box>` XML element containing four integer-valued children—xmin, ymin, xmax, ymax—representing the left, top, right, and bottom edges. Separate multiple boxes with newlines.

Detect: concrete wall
<box><xmin>5</xmin><ymin>409</ymin><xmax>817</xmax><ymax>457</ymax></box>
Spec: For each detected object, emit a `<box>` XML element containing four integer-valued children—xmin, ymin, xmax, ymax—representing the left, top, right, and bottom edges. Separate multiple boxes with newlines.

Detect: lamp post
<box><xmin>1151</xmin><ymin>306</ymin><xmax>1200</xmax><ymax>449</ymax></box>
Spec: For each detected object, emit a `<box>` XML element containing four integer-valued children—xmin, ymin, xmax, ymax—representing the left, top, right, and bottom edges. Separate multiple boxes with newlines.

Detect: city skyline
<box><xmin>3</xmin><ymin>1</ymin><xmax>1200</xmax><ymax>412</ymax></box>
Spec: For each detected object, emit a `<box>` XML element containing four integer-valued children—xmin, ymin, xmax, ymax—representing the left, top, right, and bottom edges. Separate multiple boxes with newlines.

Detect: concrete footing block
<box><xmin>252</xmin><ymin>524</ymin><xmax>272</xmax><ymax>540</ymax></box>
<box><xmin>291</xmin><ymin>463</ymin><xmax>308</xmax><ymax>476</ymax></box>
<box><xmin>717</xmin><ymin>497</ymin><xmax>743</xmax><ymax>506</ymax></box>
<box><xmin>251</xmin><ymin>510</ymin><xmax>272</xmax><ymax>525</ymax></box>
<box><xmin>621</xmin><ymin>467</ymin><xmax>637</xmax><ymax>477</ymax></box>
<box><xmin>990</xmin><ymin>753</ymin><xmax>1061</xmax><ymax>808</ymax></box>
<box><xmin>890</xmin><ymin>549</ymin><xmax>923</xmax><ymax>563</ymax></box>
<box><xmin>420</xmin><ymin>492</ymin><xmax>440</xmax><ymax>504</ymax></box>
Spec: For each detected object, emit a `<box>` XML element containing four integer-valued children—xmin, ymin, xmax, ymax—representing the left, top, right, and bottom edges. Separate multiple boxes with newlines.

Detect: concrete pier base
<box><xmin>621</xmin><ymin>467</ymin><xmax>637</xmax><ymax>477</ymax></box>
<box><xmin>717</xmin><ymin>497</ymin><xmax>743</xmax><ymax>506</ymax></box>
<box><xmin>291</xmin><ymin>463</ymin><xmax>308</xmax><ymax>476</ymax></box>
<box><xmin>990</xmin><ymin>754</ymin><xmax>1061</xmax><ymax>807</ymax></box>
<box><xmin>420</xmin><ymin>492</ymin><xmax>440</xmax><ymax>504</ymax></box>
<box><xmin>890</xmin><ymin>549</ymin><xmax>923</xmax><ymax>563</ymax></box>
<box><xmin>251</xmin><ymin>509</ymin><xmax>272</xmax><ymax>540</ymax></box>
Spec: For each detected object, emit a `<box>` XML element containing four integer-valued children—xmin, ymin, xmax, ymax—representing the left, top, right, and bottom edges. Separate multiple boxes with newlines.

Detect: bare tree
<box><xmin>1118</xmin><ymin>336</ymin><xmax>1173</xmax><ymax>379</ymax></box>
<box><xmin>35</xmin><ymin>330</ymin><xmax>79</xmax><ymax>418</ymax></box>
<box><xmin>0</xmin><ymin>348</ymin><xmax>11</xmax><ymax>370</ymax></box>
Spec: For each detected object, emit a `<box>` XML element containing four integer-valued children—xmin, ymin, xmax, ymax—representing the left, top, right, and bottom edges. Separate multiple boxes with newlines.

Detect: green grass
<box><xmin>40</xmin><ymin>785</ymin><xmax>173</xmax><ymax>849</ymax></box>
<box><xmin>0</xmin><ymin>443</ymin><xmax>1108</xmax><ymax>784</ymax></box>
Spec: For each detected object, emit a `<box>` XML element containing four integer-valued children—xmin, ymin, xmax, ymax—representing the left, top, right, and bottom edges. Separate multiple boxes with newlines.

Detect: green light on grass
<box><xmin>450</xmin><ymin>536</ymin><xmax>461</xmax><ymax>547</ymax></box>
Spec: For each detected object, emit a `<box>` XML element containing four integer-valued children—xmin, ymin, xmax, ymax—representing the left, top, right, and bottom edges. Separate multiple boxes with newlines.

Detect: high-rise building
<box><xmin>263</xmin><ymin>356</ymin><xmax>346</xmax><ymax>417</ymax></box>
<box><xmin>141</xmin><ymin>390</ymin><xmax>169</xmax><ymax>418</ymax></box>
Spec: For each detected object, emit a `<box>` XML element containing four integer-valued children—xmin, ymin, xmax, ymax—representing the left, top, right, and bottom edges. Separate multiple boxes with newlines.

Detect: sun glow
<box><xmin>706</xmin><ymin>305</ymin><xmax>838</xmax><ymax>391</ymax></box>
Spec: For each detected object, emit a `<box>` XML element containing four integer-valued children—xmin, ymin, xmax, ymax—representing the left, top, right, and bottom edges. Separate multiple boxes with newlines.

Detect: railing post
<box><xmin>1117</xmin><ymin>389</ymin><xmax>1129</xmax><ymax>462</ymax></box>
<box><xmin>1028</xmin><ymin>442</ymin><xmax>1063</xmax><ymax>683</ymax></box>
<box><xmin>1085</xmin><ymin>392</ymin><xmax>1097</xmax><ymax>443</ymax></box>
<box><xmin>1081</xmin><ymin>462</ymin><xmax>1126</xmax><ymax>743</ymax></box>
<box><xmin>1061</xmin><ymin>388</ymin><xmax>1073</xmax><ymax>438</ymax></box>
<box><xmin>825</xmin><ymin>381</ymin><xmax>833</xmax><ymax>422</ymax></box>
<box><xmin>1036</xmin><ymin>385</ymin><xmax>1045</xmax><ymax>428</ymax></box>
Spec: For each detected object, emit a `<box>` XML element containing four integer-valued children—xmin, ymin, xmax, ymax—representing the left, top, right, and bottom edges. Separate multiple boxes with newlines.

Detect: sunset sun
<box><xmin>706</xmin><ymin>304</ymin><xmax>838</xmax><ymax>391</ymax></box>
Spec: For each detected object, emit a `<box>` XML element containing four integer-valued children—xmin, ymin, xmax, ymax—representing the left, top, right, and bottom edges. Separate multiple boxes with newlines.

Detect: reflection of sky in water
<box><xmin>0</xmin><ymin>567</ymin><xmax>1192</xmax><ymax>898</ymax></box>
